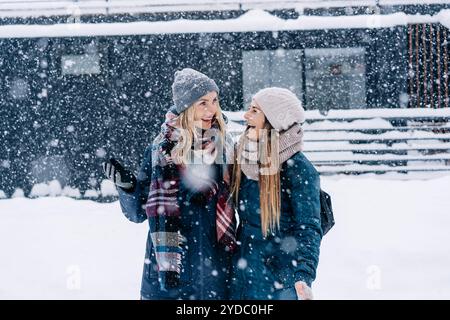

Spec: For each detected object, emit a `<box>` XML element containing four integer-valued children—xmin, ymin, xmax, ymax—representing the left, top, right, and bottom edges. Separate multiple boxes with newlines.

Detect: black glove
<box><xmin>102</xmin><ymin>158</ymin><xmax>136</xmax><ymax>191</ymax></box>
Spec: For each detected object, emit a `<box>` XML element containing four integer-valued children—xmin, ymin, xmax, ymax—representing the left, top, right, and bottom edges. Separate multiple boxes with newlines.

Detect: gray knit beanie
<box><xmin>253</xmin><ymin>87</ymin><xmax>305</xmax><ymax>131</ymax></box>
<box><xmin>171</xmin><ymin>68</ymin><xmax>219</xmax><ymax>115</ymax></box>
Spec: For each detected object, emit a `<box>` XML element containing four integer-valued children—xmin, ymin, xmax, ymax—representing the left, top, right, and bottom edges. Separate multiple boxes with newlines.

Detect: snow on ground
<box><xmin>1</xmin><ymin>174</ymin><xmax>450</xmax><ymax>300</ymax></box>
<box><xmin>316</xmin><ymin>174</ymin><xmax>450</xmax><ymax>299</ymax></box>
<box><xmin>0</xmin><ymin>197</ymin><xmax>147</xmax><ymax>300</ymax></box>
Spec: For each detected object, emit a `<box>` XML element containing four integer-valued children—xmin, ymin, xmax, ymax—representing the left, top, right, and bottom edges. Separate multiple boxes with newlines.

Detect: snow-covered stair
<box><xmin>224</xmin><ymin>107</ymin><xmax>450</xmax><ymax>175</ymax></box>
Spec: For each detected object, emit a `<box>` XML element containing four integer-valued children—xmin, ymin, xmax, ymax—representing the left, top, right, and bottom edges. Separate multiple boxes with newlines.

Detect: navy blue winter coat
<box><xmin>230</xmin><ymin>152</ymin><xmax>322</xmax><ymax>300</ymax></box>
<box><xmin>117</xmin><ymin>144</ymin><xmax>232</xmax><ymax>300</ymax></box>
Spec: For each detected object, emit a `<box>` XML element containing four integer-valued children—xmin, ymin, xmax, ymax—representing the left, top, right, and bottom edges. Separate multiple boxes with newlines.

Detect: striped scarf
<box><xmin>145</xmin><ymin>108</ymin><xmax>237</xmax><ymax>290</ymax></box>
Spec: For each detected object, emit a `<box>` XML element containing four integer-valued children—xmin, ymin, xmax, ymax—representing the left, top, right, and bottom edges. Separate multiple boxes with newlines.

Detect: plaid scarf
<box><xmin>145</xmin><ymin>108</ymin><xmax>237</xmax><ymax>290</ymax></box>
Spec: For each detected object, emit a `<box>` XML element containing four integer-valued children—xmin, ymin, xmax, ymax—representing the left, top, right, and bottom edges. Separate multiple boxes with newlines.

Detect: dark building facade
<box><xmin>0</xmin><ymin>2</ymin><xmax>449</xmax><ymax>196</ymax></box>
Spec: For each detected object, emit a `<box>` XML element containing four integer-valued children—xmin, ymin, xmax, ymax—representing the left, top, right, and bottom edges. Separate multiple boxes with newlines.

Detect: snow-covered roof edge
<box><xmin>0</xmin><ymin>1</ymin><xmax>448</xmax><ymax>19</ymax></box>
<box><xmin>0</xmin><ymin>8</ymin><xmax>448</xmax><ymax>39</ymax></box>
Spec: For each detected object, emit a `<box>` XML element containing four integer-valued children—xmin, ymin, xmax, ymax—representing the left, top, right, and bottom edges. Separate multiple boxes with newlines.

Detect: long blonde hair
<box><xmin>171</xmin><ymin>104</ymin><xmax>227</xmax><ymax>166</ymax></box>
<box><xmin>231</xmin><ymin>122</ymin><xmax>281</xmax><ymax>238</ymax></box>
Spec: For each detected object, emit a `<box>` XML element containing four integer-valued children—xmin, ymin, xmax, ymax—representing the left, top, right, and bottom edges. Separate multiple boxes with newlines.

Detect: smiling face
<box><xmin>244</xmin><ymin>100</ymin><xmax>266</xmax><ymax>141</ymax></box>
<box><xmin>192</xmin><ymin>91</ymin><xmax>219</xmax><ymax>129</ymax></box>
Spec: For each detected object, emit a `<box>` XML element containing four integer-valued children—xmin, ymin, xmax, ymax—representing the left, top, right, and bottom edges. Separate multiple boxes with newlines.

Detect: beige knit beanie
<box><xmin>253</xmin><ymin>87</ymin><xmax>305</xmax><ymax>131</ymax></box>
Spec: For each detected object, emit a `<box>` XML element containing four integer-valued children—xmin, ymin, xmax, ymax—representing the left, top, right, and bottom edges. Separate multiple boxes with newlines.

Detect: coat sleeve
<box><xmin>117</xmin><ymin>144</ymin><xmax>153</xmax><ymax>224</ymax></box>
<box><xmin>285</xmin><ymin>153</ymin><xmax>323</xmax><ymax>287</ymax></box>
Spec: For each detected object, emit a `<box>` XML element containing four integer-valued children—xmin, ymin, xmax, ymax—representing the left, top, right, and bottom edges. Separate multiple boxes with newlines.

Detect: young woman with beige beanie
<box><xmin>230</xmin><ymin>87</ymin><xmax>322</xmax><ymax>300</ymax></box>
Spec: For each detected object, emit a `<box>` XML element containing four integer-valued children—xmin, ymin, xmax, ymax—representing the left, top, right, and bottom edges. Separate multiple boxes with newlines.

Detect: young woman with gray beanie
<box><xmin>103</xmin><ymin>68</ymin><xmax>237</xmax><ymax>300</ymax></box>
<box><xmin>230</xmin><ymin>87</ymin><xmax>322</xmax><ymax>300</ymax></box>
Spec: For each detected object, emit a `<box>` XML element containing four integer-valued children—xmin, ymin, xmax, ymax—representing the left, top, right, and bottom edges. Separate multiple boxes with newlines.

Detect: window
<box><xmin>242</xmin><ymin>47</ymin><xmax>367</xmax><ymax>111</ymax></box>
<box><xmin>242</xmin><ymin>49</ymin><xmax>303</xmax><ymax>108</ymax></box>
<box><xmin>61</xmin><ymin>53</ymin><xmax>101</xmax><ymax>75</ymax></box>
<box><xmin>304</xmin><ymin>47</ymin><xmax>366</xmax><ymax>110</ymax></box>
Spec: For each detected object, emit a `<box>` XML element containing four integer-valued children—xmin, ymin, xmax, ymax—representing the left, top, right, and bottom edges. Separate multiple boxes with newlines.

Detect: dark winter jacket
<box><xmin>117</xmin><ymin>144</ymin><xmax>232</xmax><ymax>300</ymax></box>
<box><xmin>230</xmin><ymin>152</ymin><xmax>322</xmax><ymax>300</ymax></box>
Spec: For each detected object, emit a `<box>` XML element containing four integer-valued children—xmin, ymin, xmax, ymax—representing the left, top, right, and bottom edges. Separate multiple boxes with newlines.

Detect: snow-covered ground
<box><xmin>1</xmin><ymin>174</ymin><xmax>450</xmax><ymax>300</ymax></box>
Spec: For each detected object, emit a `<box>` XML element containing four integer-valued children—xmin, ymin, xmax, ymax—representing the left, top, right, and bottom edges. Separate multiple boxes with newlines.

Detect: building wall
<box><xmin>0</xmin><ymin>20</ymin><xmax>446</xmax><ymax>195</ymax></box>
